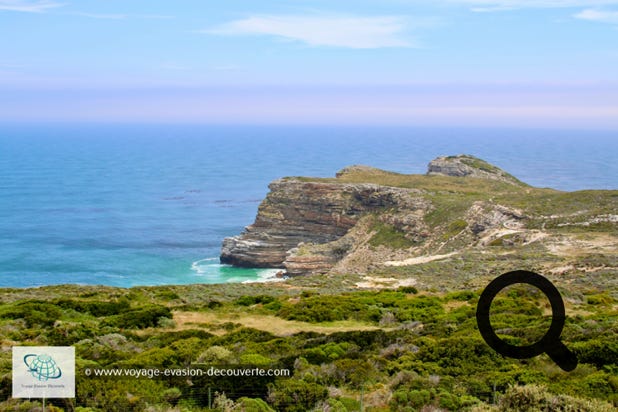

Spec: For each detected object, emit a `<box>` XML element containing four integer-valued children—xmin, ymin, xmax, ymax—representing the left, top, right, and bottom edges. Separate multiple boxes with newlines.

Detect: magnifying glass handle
<box><xmin>547</xmin><ymin>341</ymin><xmax>578</xmax><ymax>372</ymax></box>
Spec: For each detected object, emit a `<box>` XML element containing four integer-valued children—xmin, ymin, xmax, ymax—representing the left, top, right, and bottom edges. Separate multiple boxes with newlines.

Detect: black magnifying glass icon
<box><xmin>476</xmin><ymin>270</ymin><xmax>578</xmax><ymax>372</ymax></box>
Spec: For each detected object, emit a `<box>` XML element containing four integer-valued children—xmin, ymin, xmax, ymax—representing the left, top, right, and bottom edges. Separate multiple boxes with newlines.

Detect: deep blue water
<box><xmin>0</xmin><ymin>124</ymin><xmax>616</xmax><ymax>287</ymax></box>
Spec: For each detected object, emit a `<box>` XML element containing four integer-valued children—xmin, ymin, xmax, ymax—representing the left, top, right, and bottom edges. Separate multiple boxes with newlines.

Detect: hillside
<box><xmin>221</xmin><ymin>155</ymin><xmax>617</xmax><ymax>294</ymax></box>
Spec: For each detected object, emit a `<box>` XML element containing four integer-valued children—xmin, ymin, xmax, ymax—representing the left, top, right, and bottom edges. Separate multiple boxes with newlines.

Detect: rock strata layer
<box><xmin>220</xmin><ymin>179</ymin><xmax>427</xmax><ymax>269</ymax></box>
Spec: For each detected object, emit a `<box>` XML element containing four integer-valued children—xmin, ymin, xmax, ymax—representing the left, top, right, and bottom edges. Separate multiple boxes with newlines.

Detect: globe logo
<box><xmin>23</xmin><ymin>354</ymin><xmax>62</xmax><ymax>381</ymax></box>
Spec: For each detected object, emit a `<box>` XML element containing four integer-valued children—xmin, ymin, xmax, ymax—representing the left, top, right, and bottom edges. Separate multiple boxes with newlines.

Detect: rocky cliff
<box><xmin>220</xmin><ymin>155</ymin><xmax>617</xmax><ymax>280</ymax></box>
<box><xmin>220</xmin><ymin>177</ymin><xmax>429</xmax><ymax>269</ymax></box>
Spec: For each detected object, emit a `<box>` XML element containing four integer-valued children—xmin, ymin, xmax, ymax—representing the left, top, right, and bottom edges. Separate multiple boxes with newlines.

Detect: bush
<box><xmin>46</xmin><ymin>322</ymin><xmax>96</xmax><ymax>345</ymax></box>
<box><xmin>1</xmin><ymin>301</ymin><xmax>62</xmax><ymax>327</ymax></box>
<box><xmin>498</xmin><ymin>384</ymin><xmax>615</xmax><ymax>412</ymax></box>
<box><xmin>446</xmin><ymin>290</ymin><xmax>476</xmax><ymax>301</ymax></box>
<box><xmin>240</xmin><ymin>353</ymin><xmax>273</xmax><ymax>366</ymax></box>
<box><xmin>267</xmin><ymin>380</ymin><xmax>328</xmax><ymax>412</ymax></box>
<box><xmin>438</xmin><ymin>390</ymin><xmax>461</xmax><ymax>410</ymax></box>
<box><xmin>331</xmin><ymin>358</ymin><xmax>378</xmax><ymax>388</ymax></box>
<box><xmin>153</xmin><ymin>329</ymin><xmax>214</xmax><ymax>346</ymax></box>
<box><xmin>304</xmin><ymin>342</ymin><xmax>354</xmax><ymax>365</ymax></box>
<box><xmin>277</xmin><ymin>295</ymin><xmax>362</xmax><ymax>323</ymax></box>
<box><xmin>394</xmin><ymin>295</ymin><xmax>444</xmax><ymax>323</ymax></box>
<box><xmin>55</xmin><ymin>298</ymin><xmax>130</xmax><ymax>316</ymax></box>
<box><xmin>277</xmin><ymin>291</ymin><xmax>444</xmax><ymax>324</ymax></box>
<box><xmin>214</xmin><ymin>328</ymin><xmax>276</xmax><ymax>345</ymax></box>
<box><xmin>198</xmin><ymin>345</ymin><xmax>233</xmax><ymax>364</ymax></box>
<box><xmin>163</xmin><ymin>387</ymin><xmax>182</xmax><ymax>405</ymax></box>
<box><xmin>586</xmin><ymin>293</ymin><xmax>613</xmax><ymax>306</ymax></box>
<box><xmin>415</xmin><ymin>337</ymin><xmax>505</xmax><ymax>375</ymax></box>
<box><xmin>103</xmin><ymin>305</ymin><xmax>171</xmax><ymax>329</ymax></box>
<box><xmin>326</xmin><ymin>330</ymin><xmax>389</xmax><ymax>349</ymax></box>
<box><xmin>390</xmin><ymin>388</ymin><xmax>432</xmax><ymax>410</ymax></box>
<box><xmin>207</xmin><ymin>300</ymin><xmax>223</xmax><ymax>309</ymax></box>
<box><xmin>235</xmin><ymin>295</ymin><xmax>276</xmax><ymax>306</ymax></box>
<box><xmin>236</xmin><ymin>397</ymin><xmax>275</xmax><ymax>412</ymax></box>
<box><xmin>572</xmin><ymin>338</ymin><xmax>618</xmax><ymax>368</ymax></box>
<box><xmin>338</xmin><ymin>397</ymin><xmax>361</xmax><ymax>411</ymax></box>
<box><xmin>316</xmin><ymin>398</ymin><xmax>348</xmax><ymax>412</ymax></box>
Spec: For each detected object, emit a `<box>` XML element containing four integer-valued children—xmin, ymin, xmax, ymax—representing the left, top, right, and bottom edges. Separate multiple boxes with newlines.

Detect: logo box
<box><xmin>12</xmin><ymin>346</ymin><xmax>75</xmax><ymax>398</ymax></box>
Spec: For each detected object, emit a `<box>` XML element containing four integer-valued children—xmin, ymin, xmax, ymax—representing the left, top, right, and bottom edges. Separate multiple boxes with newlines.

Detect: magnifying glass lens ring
<box><xmin>476</xmin><ymin>270</ymin><xmax>566</xmax><ymax>358</ymax></box>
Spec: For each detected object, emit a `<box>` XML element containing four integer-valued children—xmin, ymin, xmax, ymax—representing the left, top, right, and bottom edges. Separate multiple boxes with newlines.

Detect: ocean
<box><xmin>0</xmin><ymin>124</ymin><xmax>616</xmax><ymax>288</ymax></box>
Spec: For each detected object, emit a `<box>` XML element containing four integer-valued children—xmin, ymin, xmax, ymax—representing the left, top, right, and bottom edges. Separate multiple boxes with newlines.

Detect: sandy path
<box><xmin>172</xmin><ymin>311</ymin><xmax>382</xmax><ymax>336</ymax></box>
<box><xmin>383</xmin><ymin>252</ymin><xmax>458</xmax><ymax>267</ymax></box>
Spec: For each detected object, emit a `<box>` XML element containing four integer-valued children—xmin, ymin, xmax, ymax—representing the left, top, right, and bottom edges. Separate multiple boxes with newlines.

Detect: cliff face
<box><xmin>220</xmin><ymin>178</ymin><xmax>428</xmax><ymax>268</ymax></box>
<box><xmin>220</xmin><ymin>155</ymin><xmax>618</xmax><ymax>279</ymax></box>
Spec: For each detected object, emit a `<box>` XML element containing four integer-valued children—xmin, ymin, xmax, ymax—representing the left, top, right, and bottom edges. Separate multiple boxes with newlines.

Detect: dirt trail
<box><xmin>172</xmin><ymin>311</ymin><xmax>382</xmax><ymax>336</ymax></box>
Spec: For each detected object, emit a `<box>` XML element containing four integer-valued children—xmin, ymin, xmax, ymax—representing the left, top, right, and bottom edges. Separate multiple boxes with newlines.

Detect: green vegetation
<box><xmin>369</xmin><ymin>221</ymin><xmax>417</xmax><ymax>249</ymax></box>
<box><xmin>495</xmin><ymin>384</ymin><xmax>616</xmax><ymax>412</ymax></box>
<box><xmin>0</xmin><ymin>283</ymin><xmax>615</xmax><ymax>411</ymax></box>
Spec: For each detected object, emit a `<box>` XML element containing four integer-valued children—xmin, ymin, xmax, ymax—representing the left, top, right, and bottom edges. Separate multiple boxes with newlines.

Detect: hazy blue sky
<box><xmin>1</xmin><ymin>0</ymin><xmax>617</xmax><ymax>127</ymax></box>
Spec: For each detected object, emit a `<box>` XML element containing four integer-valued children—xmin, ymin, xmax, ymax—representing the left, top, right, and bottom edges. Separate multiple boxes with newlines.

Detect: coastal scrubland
<box><xmin>0</xmin><ymin>280</ymin><xmax>615</xmax><ymax>411</ymax></box>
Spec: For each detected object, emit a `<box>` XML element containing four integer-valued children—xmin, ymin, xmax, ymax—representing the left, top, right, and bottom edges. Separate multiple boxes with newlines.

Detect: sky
<box><xmin>1</xmin><ymin>0</ymin><xmax>618</xmax><ymax>127</ymax></box>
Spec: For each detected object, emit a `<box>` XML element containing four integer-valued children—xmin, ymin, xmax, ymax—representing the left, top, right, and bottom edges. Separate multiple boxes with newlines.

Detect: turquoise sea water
<box><xmin>0</xmin><ymin>124</ymin><xmax>616</xmax><ymax>287</ymax></box>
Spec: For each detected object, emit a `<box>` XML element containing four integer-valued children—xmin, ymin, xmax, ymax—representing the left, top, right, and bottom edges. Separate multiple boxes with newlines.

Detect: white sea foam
<box><xmin>242</xmin><ymin>268</ymin><xmax>286</xmax><ymax>284</ymax></box>
<box><xmin>190</xmin><ymin>257</ymin><xmax>283</xmax><ymax>283</ymax></box>
<box><xmin>191</xmin><ymin>257</ymin><xmax>220</xmax><ymax>274</ymax></box>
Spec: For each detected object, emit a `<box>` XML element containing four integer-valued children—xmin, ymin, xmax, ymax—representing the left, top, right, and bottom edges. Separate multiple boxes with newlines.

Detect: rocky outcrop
<box><xmin>427</xmin><ymin>155</ymin><xmax>523</xmax><ymax>185</ymax></box>
<box><xmin>220</xmin><ymin>178</ymin><xmax>428</xmax><ymax>269</ymax></box>
<box><xmin>465</xmin><ymin>202</ymin><xmax>526</xmax><ymax>235</ymax></box>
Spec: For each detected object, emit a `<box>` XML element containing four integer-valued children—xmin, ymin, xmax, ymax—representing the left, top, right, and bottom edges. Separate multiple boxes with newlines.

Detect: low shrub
<box><xmin>1</xmin><ymin>301</ymin><xmax>62</xmax><ymax>327</ymax></box>
<box><xmin>235</xmin><ymin>295</ymin><xmax>276</xmax><ymax>306</ymax></box>
<box><xmin>267</xmin><ymin>380</ymin><xmax>328</xmax><ymax>412</ymax></box>
<box><xmin>103</xmin><ymin>305</ymin><xmax>171</xmax><ymax>329</ymax></box>
<box><xmin>55</xmin><ymin>298</ymin><xmax>130</xmax><ymax>317</ymax></box>
<box><xmin>498</xmin><ymin>384</ymin><xmax>615</xmax><ymax>412</ymax></box>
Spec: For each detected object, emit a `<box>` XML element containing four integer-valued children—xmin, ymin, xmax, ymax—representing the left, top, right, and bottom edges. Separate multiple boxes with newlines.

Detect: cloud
<box><xmin>68</xmin><ymin>11</ymin><xmax>127</xmax><ymax>19</ymax></box>
<box><xmin>65</xmin><ymin>12</ymin><xmax>174</xmax><ymax>20</ymax></box>
<box><xmin>574</xmin><ymin>8</ymin><xmax>618</xmax><ymax>23</ymax></box>
<box><xmin>206</xmin><ymin>15</ymin><xmax>416</xmax><ymax>49</ymax></box>
<box><xmin>445</xmin><ymin>0</ymin><xmax>618</xmax><ymax>11</ymax></box>
<box><xmin>0</xmin><ymin>0</ymin><xmax>63</xmax><ymax>12</ymax></box>
<box><xmin>0</xmin><ymin>2</ymin><xmax>173</xmax><ymax>18</ymax></box>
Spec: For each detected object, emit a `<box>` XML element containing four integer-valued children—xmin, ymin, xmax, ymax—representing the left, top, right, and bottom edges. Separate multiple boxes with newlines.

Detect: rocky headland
<box><xmin>220</xmin><ymin>155</ymin><xmax>617</xmax><ymax>290</ymax></box>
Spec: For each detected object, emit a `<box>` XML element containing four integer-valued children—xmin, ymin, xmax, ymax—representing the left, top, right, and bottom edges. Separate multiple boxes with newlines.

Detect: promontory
<box><xmin>220</xmin><ymin>155</ymin><xmax>617</xmax><ymax>292</ymax></box>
